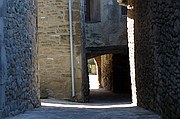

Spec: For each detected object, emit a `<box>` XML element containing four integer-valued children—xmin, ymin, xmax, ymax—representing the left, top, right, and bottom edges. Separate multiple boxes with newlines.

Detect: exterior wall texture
<box><xmin>0</xmin><ymin>0</ymin><xmax>6</xmax><ymax>117</ymax></box>
<box><xmin>128</xmin><ymin>0</ymin><xmax>180</xmax><ymax>118</ymax></box>
<box><xmin>85</xmin><ymin>0</ymin><xmax>127</xmax><ymax>48</ymax></box>
<box><xmin>81</xmin><ymin>0</ymin><xmax>129</xmax><ymax>100</ymax></box>
<box><xmin>100</xmin><ymin>54</ymin><xmax>113</xmax><ymax>90</ymax></box>
<box><xmin>0</xmin><ymin>0</ymin><xmax>40</xmax><ymax>118</ymax></box>
<box><xmin>38</xmin><ymin>0</ymin><xmax>83</xmax><ymax>100</ymax></box>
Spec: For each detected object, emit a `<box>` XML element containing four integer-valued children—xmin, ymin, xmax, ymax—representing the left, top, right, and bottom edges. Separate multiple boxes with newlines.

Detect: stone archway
<box><xmin>85</xmin><ymin>49</ymin><xmax>132</xmax><ymax>102</ymax></box>
<box><xmin>80</xmin><ymin>0</ymin><xmax>131</xmax><ymax>102</ymax></box>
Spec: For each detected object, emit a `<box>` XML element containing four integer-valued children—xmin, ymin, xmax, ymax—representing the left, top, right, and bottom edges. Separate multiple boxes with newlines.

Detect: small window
<box><xmin>121</xmin><ymin>6</ymin><xmax>127</xmax><ymax>16</ymax></box>
<box><xmin>85</xmin><ymin>0</ymin><xmax>101</xmax><ymax>22</ymax></box>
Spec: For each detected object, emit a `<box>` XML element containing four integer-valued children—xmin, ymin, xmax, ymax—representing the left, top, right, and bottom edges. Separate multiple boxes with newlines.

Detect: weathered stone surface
<box><xmin>128</xmin><ymin>0</ymin><xmax>180</xmax><ymax>118</ymax></box>
<box><xmin>80</xmin><ymin>0</ymin><xmax>129</xmax><ymax>101</ymax></box>
<box><xmin>38</xmin><ymin>0</ymin><xmax>83</xmax><ymax>100</ymax></box>
<box><xmin>0</xmin><ymin>0</ymin><xmax>6</xmax><ymax>113</ymax></box>
<box><xmin>0</xmin><ymin>0</ymin><xmax>40</xmax><ymax>118</ymax></box>
<box><xmin>100</xmin><ymin>54</ymin><xmax>113</xmax><ymax>90</ymax></box>
<box><xmin>85</xmin><ymin>0</ymin><xmax>127</xmax><ymax>48</ymax></box>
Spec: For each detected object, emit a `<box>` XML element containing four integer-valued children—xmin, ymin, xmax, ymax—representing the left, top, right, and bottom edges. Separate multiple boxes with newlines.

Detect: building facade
<box><xmin>38</xmin><ymin>0</ymin><xmax>128</xmax><ymax>101</ymax></box>
<box><xmin>38</xmin><ymin>0</ymin><xmax>84</xmax><ymax>100</ymax></box>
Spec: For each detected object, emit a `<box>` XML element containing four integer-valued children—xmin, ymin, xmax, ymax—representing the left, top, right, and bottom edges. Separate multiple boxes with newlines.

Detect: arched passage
<box><xmin>80</xmin><ymin>0</ymin><xmax>133</xmax><ymax>103</ymax></box>
<box><xmin>86</xmin><ymin>52</ymin><xmax>132</xmax><ymax>103</ymax></box>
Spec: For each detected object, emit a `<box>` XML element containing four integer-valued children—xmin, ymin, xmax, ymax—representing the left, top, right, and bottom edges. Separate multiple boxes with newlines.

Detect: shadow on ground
<box><xmin>5</xmin><ymin>89</ymin><xmax>161</xmax><ymax>119</ymax></box>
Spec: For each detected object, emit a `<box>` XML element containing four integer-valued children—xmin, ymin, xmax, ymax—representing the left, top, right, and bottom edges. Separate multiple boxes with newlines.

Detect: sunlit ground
<box><xmin>41</xmin><ymin>101</ymin><xmax>136</xmax><ymax>109</ymax></box>
<box><xmin>89</xmin><ymin>74</ymin><xmax>99</xmax><ymax>89</ymax></box>
<box><xmin>41</xmin><ymin>73</ymin><xmax>137</xmax><ymax>109</ymax></box>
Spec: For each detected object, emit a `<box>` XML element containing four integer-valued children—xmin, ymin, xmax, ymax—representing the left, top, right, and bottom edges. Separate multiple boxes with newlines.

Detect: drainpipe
<box><xmin>69</xmin><ymin>0</ymin><xmax>75</xmax><ymax>97</ymax></box>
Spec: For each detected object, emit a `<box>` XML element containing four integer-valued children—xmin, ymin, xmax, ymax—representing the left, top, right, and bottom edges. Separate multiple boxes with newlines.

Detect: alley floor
<box><xmin>6</xmin><ymin>89</ymin><xmax>161</xmax><ymax>119</ymax></box>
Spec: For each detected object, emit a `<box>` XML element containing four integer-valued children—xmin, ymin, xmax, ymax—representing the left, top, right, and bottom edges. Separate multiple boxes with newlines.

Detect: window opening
<box><xmin>85</xmin><ymin>0</ymin><xmax>101</xmax><ymax>22</ymax></box>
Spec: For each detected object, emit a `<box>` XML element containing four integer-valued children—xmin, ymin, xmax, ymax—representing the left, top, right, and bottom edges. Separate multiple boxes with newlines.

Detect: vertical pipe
<box><xmin>69</xmin><ymin>0</ymin><xmax>75</xmax><ymax>97</ymax></box>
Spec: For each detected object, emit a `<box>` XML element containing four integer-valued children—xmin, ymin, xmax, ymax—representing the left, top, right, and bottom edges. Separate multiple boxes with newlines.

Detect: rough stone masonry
<box><xmin>128</xmin><ymin>0</ymin><xmax>180</xmax><ymax>118</ymax></box>
<box><xmin>38</xmin><ymin>0</ymin><xmax>83</xmax><ymax>100</ymax></box>
<box><xmin>0</xmin><ymin>0</ymin><xmax>40</xmax><ymax>118</ymax></box>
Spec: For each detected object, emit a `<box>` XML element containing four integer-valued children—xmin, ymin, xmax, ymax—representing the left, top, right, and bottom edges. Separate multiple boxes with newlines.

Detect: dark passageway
<box><xmin>112</xmin><ymin>53</ymin><xmax>131</xmax><ymax>94</ymax></box>
<box><xmin>90</xmin><ymin>89</ymin><xmax>131</xmax><ymax>104</ymax></box>
<box><xmin>88</xmin><ymin>53</ymin><xmax>132</xmax><ymax>104</ymax></box>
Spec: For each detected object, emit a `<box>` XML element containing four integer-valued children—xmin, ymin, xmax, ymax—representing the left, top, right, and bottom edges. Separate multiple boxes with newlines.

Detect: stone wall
<box><xmin>0</xmin><ymin>0</ymin><xmax>6</xmax><ymax>117</ymax></box>
<box><xmin>79</xmin><ymin>0</ymin><xmax>90</xmax><ymax>101</ymax></box>
<box><xmin>85</xmin><ymin>0</ymin><xmax>127</xmax><ymax>48</ymax></box>
<box><xmin>0</xmin><ymin>0</ymin><xmax>40</xmax><ymax>118</ymax></box>
<box><xmin>100</xmin><ymin>54</ymin><xmax>113</xmax><ymax>90</ymax></box>
<box><xmin>128</xmin><ymin>0</ymin><xmax>180</xmax><ymax>118</ymax></box>
<box><xmin>81</xmin><ymin>0</ymin><xmax>128</xmax><ymax>100</ymax></box>
<box><xmin>38</xmin><ymin>0</ymin><xmax>83</xmax><ymax>100</ymax></box>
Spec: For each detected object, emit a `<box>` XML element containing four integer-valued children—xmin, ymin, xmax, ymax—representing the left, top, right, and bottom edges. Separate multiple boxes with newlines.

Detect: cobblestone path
<box><xmin>6</xmin><ymin>98</ymin><xmax>161</xmax><ymax>119</ymax></box>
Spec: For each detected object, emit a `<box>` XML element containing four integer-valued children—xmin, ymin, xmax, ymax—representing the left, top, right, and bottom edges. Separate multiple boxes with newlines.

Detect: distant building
<box><xmin>38</xmin><ymin>0</ymin><xmax>128</xmax><ymax>100</ymax></box>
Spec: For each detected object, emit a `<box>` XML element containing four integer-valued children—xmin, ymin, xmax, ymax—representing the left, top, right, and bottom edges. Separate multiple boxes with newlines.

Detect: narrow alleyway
<box><xmin>5</xmin><ymin>74</ymin><xmax>161</xmax><ymax>119</ymax></box>
<box><xmin>6</xmin><ymin>90</ymin><xmax>161</xmax><ymax>119</ymax></box>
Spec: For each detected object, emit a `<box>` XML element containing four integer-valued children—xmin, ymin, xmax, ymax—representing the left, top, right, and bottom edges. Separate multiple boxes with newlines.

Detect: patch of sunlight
<box><xmin>89</xmin><ymin>74</ymin><xmax>99</xmax><ymax>89</ymax></box>
<box><xmin>127</xmin><ymin>17</ymin><xmax>137</xmax><ymax>105</ymax></box>
<box><xmin>41</xmin><ymin>102</ymin><xmax>136</xmax><ymax>109</ymax></box>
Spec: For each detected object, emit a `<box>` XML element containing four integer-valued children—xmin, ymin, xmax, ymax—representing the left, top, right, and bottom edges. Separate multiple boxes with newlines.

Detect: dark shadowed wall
<box><xmin>128</xmin><ymin>0</ymin><xmax>180</xmax><ymax>118</ymax></box>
